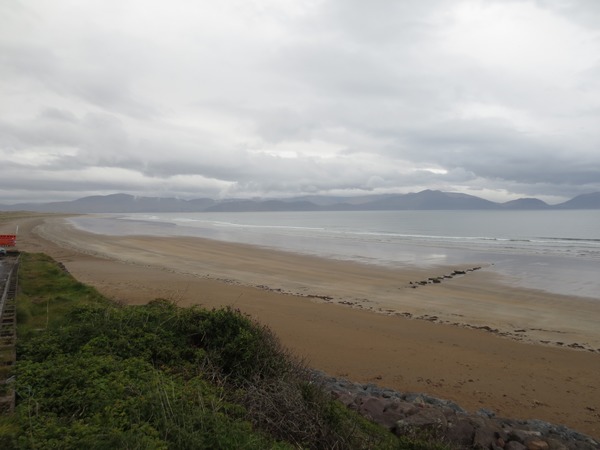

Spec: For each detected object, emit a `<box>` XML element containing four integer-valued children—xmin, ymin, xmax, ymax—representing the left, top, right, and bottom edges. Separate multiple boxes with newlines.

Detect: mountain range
<box><xmin>2</xmin><ymin>190</ymin><xmax>600</xmax><ymax>213</ymax></box>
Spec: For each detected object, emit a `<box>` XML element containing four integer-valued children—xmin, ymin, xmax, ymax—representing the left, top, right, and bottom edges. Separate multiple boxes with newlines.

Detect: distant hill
<box><xmin>499</xmin><ymin>198</ymin><xmax>550</xmax><ymax>210</ymax></box>
<box><xmin>554</xmin><ymin>192</ymin><xmax>600</xmax><ymax>209</ymax></box>
<box><xmin>283</xmin><ymin>194</ymin><xmax>398</xmax><ymax>206</ymax></box>
<box><xmin>205</xmin><ymin>199</ymin><xmax>318</xmax><ymax>212</ymax></box>
<box><xmin>2</xmin><ymin>190</ymin><xmax>599</xmax><ymax>213</ymax></box>
<box><xmin>354</xmin><ymin>190</ymin><xmax>499</xmax><ymax>210</ymax></box>
<box><xmin>0</xmin><ymin>194</ymin><xmax>215</xmax><ymax>213</ymax></box>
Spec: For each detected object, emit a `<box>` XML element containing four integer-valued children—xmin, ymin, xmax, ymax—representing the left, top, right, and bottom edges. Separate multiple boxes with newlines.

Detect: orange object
<box><xmin>0</xmin><ymin>234</ymin><xmax>16</xmax><ymax>247</ymax></box>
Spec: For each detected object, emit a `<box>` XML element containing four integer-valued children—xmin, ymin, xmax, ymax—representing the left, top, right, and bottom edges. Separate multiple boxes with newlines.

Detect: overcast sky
<box><xmin>1</xmin><ymin>0</ymin><xmax>600</xmax><ymax>204</ymax></box>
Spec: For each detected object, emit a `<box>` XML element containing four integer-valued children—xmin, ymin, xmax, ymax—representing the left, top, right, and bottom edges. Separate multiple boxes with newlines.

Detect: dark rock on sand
<box><xmin>505</xmin><ymin>442</ymin><xmax>527</xmax><ymax>450</ymax></box>
<box><xmin>310</xmin><ymin>370</ymin><xmax>600</xmax><ymax>450</ymax></box>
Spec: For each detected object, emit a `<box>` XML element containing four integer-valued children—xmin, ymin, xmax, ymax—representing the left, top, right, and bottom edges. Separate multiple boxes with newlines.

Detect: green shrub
<box><xmin>14</xmin><ymin>353</ymin><xmax>279</xmax><ymax>449</ymax></box>
<box><xmin>190</xmin><ymin>306</ymin><xmax>293</xmax><ymax>381</ymax></box>
<box><xmin>11</xmin><ymin>297</ymin><xmax>294</xmax><ymax>448</ymax></box>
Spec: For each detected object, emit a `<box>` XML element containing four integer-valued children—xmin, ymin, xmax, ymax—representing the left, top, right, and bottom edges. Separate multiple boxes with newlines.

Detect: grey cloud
<box><xmin>273</xmin><ymin>43</ymin><xmax>405</xmax><ymax>99</ymax></box>
<box><xmin>254</xmin><ymin>108</ymin><xmax>322</xmax><ymax>143</ymax></box>
<box><xmin>39</xmin><ymin>108</ymin><xmax>79</xmax><ymax>123</ymax></box>
<box><xmin>320</xmin><ymin>0</ymin><xmax>444</xmax><ymax>44</ymax></box>
<box><xmin>0</xmin><ymin>111</ymin><xmax>127</xmax><ymax>163</ymax></box>
<box><xmin>0</xmin><ymin>43</ymin><xmax>58</xmax><ymax>83</ymax></box>
<box><xmin>536</xmin><ymin>0</ymin><xmax>600</xmax><ymax>28</ymax></box>
<box><xmin>0</xmin><ymin>35</ymin><xmax>155</xmax><ymax>119</ymax></box>
<box><xmin>1</xmin><ymin>0</ymin><xmax>600</xmax><ymax>204</ymax></box>
<box><xmin>401</xmin><ymin>118</ymin><xmax>600</xmax><ymax>188</ymax></box>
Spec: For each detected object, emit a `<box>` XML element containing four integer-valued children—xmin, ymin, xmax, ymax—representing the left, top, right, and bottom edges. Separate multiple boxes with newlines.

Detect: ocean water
<box><xmin>70</xmin><ymin>210</ymin><xmax>600</xmax><ymax>299</ymax></box>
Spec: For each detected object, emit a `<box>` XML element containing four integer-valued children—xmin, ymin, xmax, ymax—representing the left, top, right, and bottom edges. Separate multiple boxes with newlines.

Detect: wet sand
<box><xmin>3</xmin><ymin>213</ymin><xmax>600</xmax><ymax>438</ymax></box>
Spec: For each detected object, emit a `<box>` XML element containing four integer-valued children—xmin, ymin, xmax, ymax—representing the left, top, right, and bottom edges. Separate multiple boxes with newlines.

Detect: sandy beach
<box><xmin>3</xmin><ymin>213</ymin><xmax>600</xmax><ymax>438</ymax></box>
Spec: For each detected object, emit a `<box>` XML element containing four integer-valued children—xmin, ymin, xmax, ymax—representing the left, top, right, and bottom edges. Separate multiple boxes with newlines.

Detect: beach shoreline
<box><xmin>67</xmin><ymin>211</ymin><xmax>600</xmax><ymax>301</ymax></box>
<box><xmin>3</xmin><ymin>213</ymin><xmax>600</xmax><ymax>438</ymax></box>
<box><xmin>38</xmin><ymin>216</ymin><xmax>600</xmax><ymax>352</ymax></box>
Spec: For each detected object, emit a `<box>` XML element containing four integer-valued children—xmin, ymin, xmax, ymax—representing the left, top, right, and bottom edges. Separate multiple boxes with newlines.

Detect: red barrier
<box><xmin>0</xmin><ymin>235</ymin><xmax>17</xmax><ymax>247</ymax></box>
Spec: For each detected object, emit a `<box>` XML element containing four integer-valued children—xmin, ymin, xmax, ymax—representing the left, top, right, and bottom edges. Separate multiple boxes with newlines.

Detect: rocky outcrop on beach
<box><xmin>407</xmin><ymin>266</ymin><xmax>483</xmax><ymax>288</ymax></box>
<box><xmin>311</xmin><ymin>370</ymin><xmax>600</xmax><ymax>450</ymax></box>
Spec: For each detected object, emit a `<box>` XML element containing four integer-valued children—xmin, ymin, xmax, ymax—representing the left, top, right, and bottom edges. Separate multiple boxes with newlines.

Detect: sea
<box><xmin>69</xmin><ymin>210</ymin><xmax>600</xmax><ymax>300</ymax></box>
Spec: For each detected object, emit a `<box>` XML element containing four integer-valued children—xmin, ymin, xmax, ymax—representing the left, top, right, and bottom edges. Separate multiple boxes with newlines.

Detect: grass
<box><xmin>16</xmin><ymin>253</ymin><xmax>108</xmax><ymax>334</ymax></box>
<box><xmin>0</xmin><ymin>252</ymin><xmax>455</xmax><ymax>449</ymax></box>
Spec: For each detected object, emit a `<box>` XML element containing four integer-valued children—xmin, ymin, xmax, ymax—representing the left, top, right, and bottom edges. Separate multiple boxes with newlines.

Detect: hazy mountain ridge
<box><xmin>553</xmin><ymin>192</ymin><xmax>600</xmax><ymax>209</ymax></box>
<box><xmin>2</xmin><ymin>190</ymin><xmax>600</xmax><ymax>213</ymax></box>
